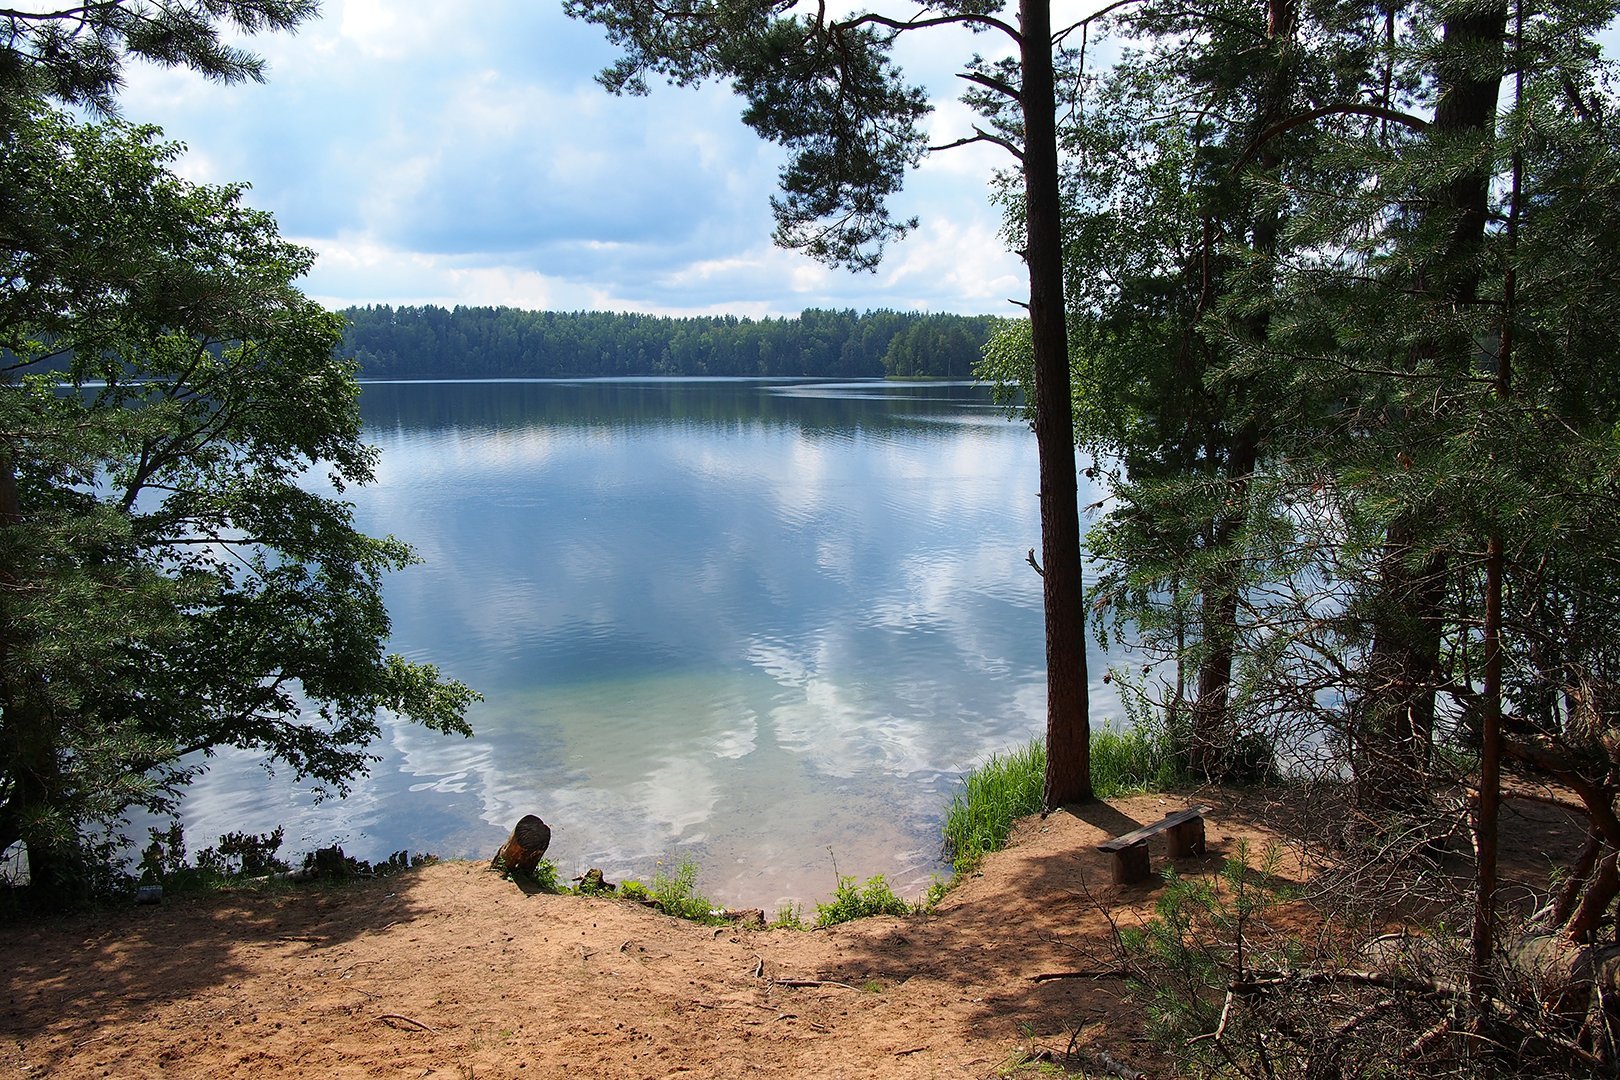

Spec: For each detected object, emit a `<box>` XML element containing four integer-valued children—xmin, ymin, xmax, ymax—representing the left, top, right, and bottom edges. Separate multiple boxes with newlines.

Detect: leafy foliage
<box><xmin>986</xmin><ymin>0</ymin><xmax>1620</xmax><ymax>1067</ymax></box>
<box><xmin>0</xmin><ymin>105</ymin><xmax>477</xmax><ymax>899</ymax></box>
<box><xmin>519</xmin><ymin>858</ymin><xmax>563</xmax><ymax>893</ymax></box>
<box><xmin>645</xmin><ymin>858</ymin><xmax>727</xmax><ymax>924</ymax></box>
<box><xmin>0</xmin><ymin>1</ymin><xmax>319</xmax><ymax>121</ymax></box>
<box><xmin>770</xmin><ymin>902</ymin><xmax>807</xmax><ymax>929</ymax></box>
<box><xmin>814</xmin><ymin>873</ymin><xmax>913</xmax><ymax>925</ymax></box>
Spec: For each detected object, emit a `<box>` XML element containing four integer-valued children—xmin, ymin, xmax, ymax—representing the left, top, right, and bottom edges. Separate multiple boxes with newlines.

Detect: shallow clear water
<box><xmin>172</xmin><ymin>379</ymin><xmax>1119</xmax><ymax>908</ymax></box>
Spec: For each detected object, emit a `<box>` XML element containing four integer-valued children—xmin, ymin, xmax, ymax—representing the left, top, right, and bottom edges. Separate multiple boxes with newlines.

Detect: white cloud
<box><xmin>110</xmin><ymin>0</ymin><xmax>1023</xmax><ymax>316</ymax></box>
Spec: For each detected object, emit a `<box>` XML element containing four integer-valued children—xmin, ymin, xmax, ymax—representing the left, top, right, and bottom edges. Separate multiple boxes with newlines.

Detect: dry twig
<box><xmin>375</xmin><ymin>1013</ymin><xmax>436</xmax><ymax>1033</ymax></box>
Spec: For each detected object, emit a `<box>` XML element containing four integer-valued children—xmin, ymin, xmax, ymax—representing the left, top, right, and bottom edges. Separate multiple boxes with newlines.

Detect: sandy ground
<box><xmin>0</xmin><ymin>789</ymin><xmax>1581</xmax><ymax>1079</ymax></box>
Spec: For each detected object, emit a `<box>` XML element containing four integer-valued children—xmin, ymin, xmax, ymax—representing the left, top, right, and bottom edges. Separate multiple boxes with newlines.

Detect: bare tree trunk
<box><xmin>1021</xmin><ymin>0</ymin><xmax>1091</xmax><ymax>808</ymax></box>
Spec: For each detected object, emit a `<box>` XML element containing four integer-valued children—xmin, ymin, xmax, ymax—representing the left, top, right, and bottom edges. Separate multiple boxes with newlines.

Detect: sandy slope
<box><xmin>0</xmin><ymin>789</ymin><xmax>1577</xmax><ymax>1079</ymax></box>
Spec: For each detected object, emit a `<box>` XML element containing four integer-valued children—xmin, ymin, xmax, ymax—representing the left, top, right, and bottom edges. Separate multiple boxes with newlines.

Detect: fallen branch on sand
<box><xmin>772</xmin><ymin>978</ymin><xmax>861</xmax><ymax>991</ymax></box>
<box><xmin>375</xmin><ymin>1013</ymin><xmax>436</xmax><ymax>1034</ymax></box>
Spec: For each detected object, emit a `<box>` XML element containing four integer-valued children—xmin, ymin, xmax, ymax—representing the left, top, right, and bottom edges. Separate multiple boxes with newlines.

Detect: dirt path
<box><xmin>1</xmin><ymin>788</ymin><xmax>1570</xmax><ymax>1078</ymax></box>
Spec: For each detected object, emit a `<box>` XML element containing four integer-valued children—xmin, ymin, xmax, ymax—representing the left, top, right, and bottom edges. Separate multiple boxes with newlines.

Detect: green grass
<box><xmin>770</xmin><ymin>902</ymin><xmax>807</xmax><ymax>929</ymax></box>
<box><xmin>615</xmin><ymin>858</ymin><xmax>729</xmax><ymax>924</ymax></box>
<box><xmin>942</xmin><ymin>723</ymin><xmax>1185</xmax><ymax>876</ymax></box>
<box><xmin>814</xmin><ymin>873</ymin><xmax>913</xmax><ymax>926</ymax></box>
<box><xmin>941</xmin><ymin>739</ymin><xmax>1046</xmax><ymax>876</ymax></box>
<box><xmin>1091</xmin><ymin>721</ymin><xmax>1185</xmax><ymax>797</ymax></box>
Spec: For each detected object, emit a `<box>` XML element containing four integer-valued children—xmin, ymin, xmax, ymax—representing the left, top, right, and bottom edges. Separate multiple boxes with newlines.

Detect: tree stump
<box><xmin>491</xmin><ymin>815</ymin><xmax>551</xmax><ymax>876</ymax></box>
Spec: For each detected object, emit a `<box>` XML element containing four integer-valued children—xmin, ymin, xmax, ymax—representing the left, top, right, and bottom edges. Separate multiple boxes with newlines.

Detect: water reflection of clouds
<box><xmin>369</xmin><ymin>426</ymin><xmax>563</xmax><ymax>482</ymax></box>
<box><xmin>750</xmin><ymin>629</ymin><xmax>989</xmax><ymax>781</ymax></box>
<box><xmin>169</xmin><ymin>382</ymin><xmax>1136</xmax><ymax>906</ymax></box>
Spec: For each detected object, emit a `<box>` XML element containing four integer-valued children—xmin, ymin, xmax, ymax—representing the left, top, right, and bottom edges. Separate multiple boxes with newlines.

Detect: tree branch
<box><xmin>832</xmin><ymin>10</ymin><xmax>1019</xmax><ymax>46</ymax></box>
<box><xmin>1051</xmin><ymin>0</ymin><xmax>1148</xmax><ymax>46</ymax></box>
<box><xmin>1233</xmin><ymin>103</ymin><xmax>1430</xmax><ymax>171</ymax></box>
<box><xmin>929</xmin><ymin>126</ymin><xmax>1024</xmax><ymax>162</ymax></box>
<box><xmin>958</xmin><ymin>69</ymin><xmax>1020</xmax><ymax>103</ymax></box>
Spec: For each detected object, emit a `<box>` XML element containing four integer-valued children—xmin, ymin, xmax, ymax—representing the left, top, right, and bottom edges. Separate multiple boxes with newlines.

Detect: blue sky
<box><xmin>117</xmin><ymin>0</ymin><xmax>1030</xmax><ymax>317</ymax></box>
<box><xmin>115</xmin><ymin>3</ymin><xmax>1617</xmax><ymax>319</ymax></box>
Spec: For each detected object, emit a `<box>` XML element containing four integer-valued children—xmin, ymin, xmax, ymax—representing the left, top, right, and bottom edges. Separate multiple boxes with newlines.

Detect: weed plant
<box><xmin>644</xmin><ymin>858</ymin><xmax>727</xmax><ymax>924</ymax></box>
<box><xmin>770</xmin><ymin>902</ymin><xmax>807</xmax><ymax>929</ymax></box>
<box><xmin>526</xmin><ymin>857</ymin><xmax>562</xmax><ymax>892</ymax></box>
<box><xmin>815</xmin><ymin>873</ymin><xmax>912</xmax><ymax>926</ymax></box>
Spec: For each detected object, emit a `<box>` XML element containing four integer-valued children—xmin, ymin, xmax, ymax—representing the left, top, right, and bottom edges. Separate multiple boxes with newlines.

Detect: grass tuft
<box><xmin>942</xmin><ymin>722</ymin><xmax>1186</xmax><ymax>876</ymax></box>
<box><xmin>770</xmin><ymin>902</ymin><xmax>807</xmax><ymax>929</ymax></box>
<box><xmin>814</xmin><ymin>873</ymin><xmax>913</xmax><ymax>926</ymax></box>
<box><xmin>1091</xmin><ymin>721</ymin><xmax>1184</xmax><ymax>797</ymax></box>
<box><xmin>941</xmin><ymin>739</ymin><xmax>1046</xmax><ymax>876</ymax></box>
<box><xmin>647</xmin><ymin>858</ymin><xmax>728</xmax><ymax>924</ymax></box>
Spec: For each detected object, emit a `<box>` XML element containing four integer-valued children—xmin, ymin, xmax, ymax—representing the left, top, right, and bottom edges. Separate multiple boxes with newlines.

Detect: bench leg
<box><xmin>1111</xmin><ymin>842</ymin><xmax>1151</xmax><ymax>885</ymax></box>
<box><xmin>1167</xmin><ymin>816</ymin><xmax>1205</xmax><ymax>858</ymax></box>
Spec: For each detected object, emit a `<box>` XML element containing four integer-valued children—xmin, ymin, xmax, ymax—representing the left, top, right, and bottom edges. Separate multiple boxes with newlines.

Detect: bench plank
<box><xmin>1097</xmin><ymin>806</ymin><xmax>1212</xmax><ymax>885</ymax></box>
<box><xmin>1097</xmin><ymin>806</ymin><xmax>1211</xmax><ymax>852</ymax></box>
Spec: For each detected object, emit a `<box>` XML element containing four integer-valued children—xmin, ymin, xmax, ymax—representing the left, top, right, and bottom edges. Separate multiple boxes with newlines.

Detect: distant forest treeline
<box><xmin>339</xmin><ymin>305</ymin><xmax>999</xmax><ymax>379</ymax></box>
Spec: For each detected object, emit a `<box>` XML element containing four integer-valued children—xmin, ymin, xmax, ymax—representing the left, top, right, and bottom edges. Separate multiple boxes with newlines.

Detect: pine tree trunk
<box><xmin>1192</xmin><ymin>421</ymin><xmax>1260</xmax><ymax>775</ymax></box>
<box><xmin>1021</xmin><ymin>0</ymin><xmax>1091</xmax><ymax>808</ymax></box>
<box><xmin>1188</xmin><ymin>0</ymin><xmax>1293</xmax><ymax>776</ymax></box>
<box><xmin>1362</xmin><ymin>2</ymin><xmax>1507</xmax><ymax>805</ymax></box>
<box><xmin>1361</xmin><ymin>545</ymin><xmax>1448</xmax><ymax>799</ymax></box>
<box><xmin>1473</xmin><ymin>2</ymin><xmax>1522</xmax><ymax>1002</ymax></box>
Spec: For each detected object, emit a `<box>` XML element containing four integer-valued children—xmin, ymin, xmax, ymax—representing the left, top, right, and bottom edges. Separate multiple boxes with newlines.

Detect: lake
<box><xmin>173</xmin><ymin>378</ymin><xmax>1119</xmax><ymax>909</ymax></box>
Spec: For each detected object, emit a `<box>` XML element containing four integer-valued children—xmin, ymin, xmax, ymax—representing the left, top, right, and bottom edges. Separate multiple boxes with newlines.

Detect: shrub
<box><xmin>527</xmin><ymin>857</ymin><xmax>562</xmax><ymax>892</ymax></box>
<box><xmin>647</xmin><ymin>859</ymin><xmax>727</xmax><ymax>924</ymax></box>
<box><xmin>815</xmin><ymin>874</ymin><xmax>912</xmax><ymax>926</ymax></box>
<box><xmin>194</xmin><ymin>827</ymin><xmax>291</xmax><ymax>877</ymax></box>
<box><xmin>919</xmin><ymin>875</ymin><xmax>949</xmax><ymax>911</ymax></box>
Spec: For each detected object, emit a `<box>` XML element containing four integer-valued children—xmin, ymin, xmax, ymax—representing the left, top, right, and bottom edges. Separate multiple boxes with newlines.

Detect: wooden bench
<box><xmin>1097</xmin><ymin>805</ymin><xmax>1211</xmax><ymax>885</ymax></box>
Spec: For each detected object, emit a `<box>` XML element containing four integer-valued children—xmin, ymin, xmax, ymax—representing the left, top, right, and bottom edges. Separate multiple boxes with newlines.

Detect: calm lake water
<box><xmin>174</xmin><ymin>379</ymin><xmax>1119</xmax><ymax>908</ymax></box>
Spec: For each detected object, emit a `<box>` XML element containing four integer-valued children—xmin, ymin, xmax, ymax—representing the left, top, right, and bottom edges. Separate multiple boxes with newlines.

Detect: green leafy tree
<box><xmin>0</xmin><ymin>106</ymin><xmax>477</xmax><ymax>899</ymax></box>
<box><xmin>979</xmin><ymin>0</ymin><xmax>1379</xmax><ymax>778</ymax></box>
<box><xmin>1187</xmin><ymin>0</ymin><xmax>1620</xmax><ymax>997</ymax></box>
<box><xmin>565</xmin><ymin>0</ymin><xmax>1097</xmax><ymax>804</ymax></box>
<box><xmin>337</xmin><ymin>305</ymin><xmax>993</xmax><ymax>379</ymax></box>
<box><xmin>989</xmin><ymin>0</ymin><xmax>1620</xmax><ymax>1024</ymax></box>
<box><xmin>0</xmin><ymin>0</ymin><xmax>318</xmax><ymax>121</ymax></box>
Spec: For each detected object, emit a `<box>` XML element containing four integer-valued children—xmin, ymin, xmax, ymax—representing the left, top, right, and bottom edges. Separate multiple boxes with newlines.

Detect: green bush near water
<box><xmin>814</xmin><ymin>873</ymin><xmax>913</xmax><ymax>926</ymax></box>
<box><xmin>942</xmin><ymin>722</ymin><xmax>1185</xmax><ymax>876</ymax></box>
<box><xmin>621</xmin><ymin>858</ymin><xmax>728</xmax><ymax>924</ymax></box>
